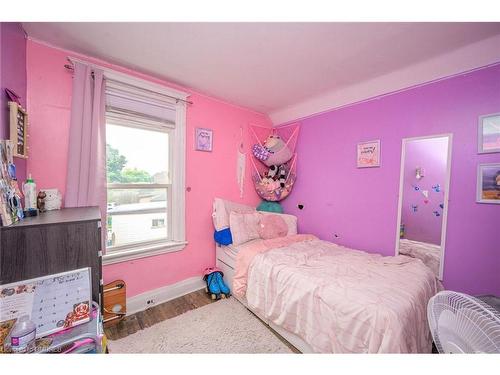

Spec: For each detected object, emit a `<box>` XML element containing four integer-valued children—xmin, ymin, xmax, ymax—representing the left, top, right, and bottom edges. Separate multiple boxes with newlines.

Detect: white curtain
<box><xmin>65</xmin><ymin>62</ymin><xmax>106</xmax><ymax>211</ymax></box>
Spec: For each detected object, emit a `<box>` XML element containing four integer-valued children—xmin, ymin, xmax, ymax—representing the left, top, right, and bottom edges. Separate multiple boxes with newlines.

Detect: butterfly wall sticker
<box><xmin>432</xmin><ymin>184</ymin><xmax>441</xmax><ymax>193</ymax></box>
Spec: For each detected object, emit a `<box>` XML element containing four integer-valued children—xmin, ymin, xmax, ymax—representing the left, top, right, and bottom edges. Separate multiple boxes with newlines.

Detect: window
<box><xmin>106</xmin><ymin>122</ymin><xmax>170</xmax><ymax>247</ymax></box>
<box><xmin>102</xmin><ymin>71</ymin><xmax>187</xmax><ymax>264</ymax></box>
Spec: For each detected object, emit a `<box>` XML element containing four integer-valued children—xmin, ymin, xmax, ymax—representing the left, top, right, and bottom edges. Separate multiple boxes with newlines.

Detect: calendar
<box><xmin>0</xmin><ymin>268</ymin><xmax>92</xmax><ymax>338</ymax></box>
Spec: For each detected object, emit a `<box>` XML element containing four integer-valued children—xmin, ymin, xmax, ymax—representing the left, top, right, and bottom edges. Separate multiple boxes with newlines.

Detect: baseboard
<box><xmin>126</xmin><ymin>276</ymin><xmax>206</xmax><ymax>315</ymax></box>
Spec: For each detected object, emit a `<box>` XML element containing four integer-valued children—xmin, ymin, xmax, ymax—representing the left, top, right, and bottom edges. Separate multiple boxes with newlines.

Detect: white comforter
<box><xmin>242</xmin><ymin>237</ymin><xmax>441</xmax><ymax>353</ymax></box>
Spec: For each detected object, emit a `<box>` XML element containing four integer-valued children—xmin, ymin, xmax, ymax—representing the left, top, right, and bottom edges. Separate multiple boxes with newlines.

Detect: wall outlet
<box><xmin>146</xmin><ymin>298</ymin><xmax>156</xmax><ymax>305</ymax></box>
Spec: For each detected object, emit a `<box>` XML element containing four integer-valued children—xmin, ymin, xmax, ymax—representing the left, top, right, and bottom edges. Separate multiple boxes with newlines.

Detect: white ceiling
<box><xmin>22</xmin><ymin>22</ymin><xmax>500</xmax><ymax>122</ymax></box>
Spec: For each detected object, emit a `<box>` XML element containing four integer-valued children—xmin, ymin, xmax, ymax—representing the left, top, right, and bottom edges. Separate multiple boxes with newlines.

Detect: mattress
<box><xmin>216</xmin><ymin>239</ymin><xmax>263</xmax><ymax>269</ymax></box>
<box><xmin>222</xmin><ymin>245</ymin><xmax>238</xmax><ymax>260</ymax></box>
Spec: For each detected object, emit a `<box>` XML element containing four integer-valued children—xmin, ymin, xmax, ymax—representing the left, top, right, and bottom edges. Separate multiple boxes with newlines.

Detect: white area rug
<box><xmin>108</xmin><ymin>298</ymin><xmax>293</xmax><ymax>353</ymax></box>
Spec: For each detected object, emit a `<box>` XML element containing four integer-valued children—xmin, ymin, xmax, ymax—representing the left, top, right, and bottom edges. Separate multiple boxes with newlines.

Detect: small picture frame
<box><xmin>195</xmin><ymin>127</ymin><xmax>213</xmax><ymax>152</ymax></box>
<box><xmin>357</xmin><ymin>140</ymin><xmax>380</xmax><ymax>168</ymax></box>
<box><xmin>476</xmin><ymin>163</ymin><xmax>500</xmax><ymax>204</ymax></box>
<box><xmin>478</xmin><ymin>113</ymin><xmax>500</xmax><ymax>154</ymax></box>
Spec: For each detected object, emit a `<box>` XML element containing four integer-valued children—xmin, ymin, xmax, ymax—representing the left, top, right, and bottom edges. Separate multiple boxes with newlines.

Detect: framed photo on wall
<box><xmin>477</xmin><ymin>163</ymin><xmax>500</xmax><ymax>204</ymax></box>
<box><xmin>357</xmin><ymin>140</ymin><xmax>380</xmax><ymax>168</ymax></box>
<box><xmin>478</xmin><ymin>113</ymin><xmax>500</xmax><ymax>154</ymax></box>
<box><xmin>195</xmin><ymin>127</ymin><xmax>213</xmax><ymax>152</ymax></box>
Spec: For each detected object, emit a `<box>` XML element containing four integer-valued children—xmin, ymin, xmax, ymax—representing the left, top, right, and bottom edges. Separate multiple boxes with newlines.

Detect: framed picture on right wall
<box><xmin>477</xmin><ymin>163</ymin><xmax>500</xmax><ymax>204</ymax></box>
<box><xmin>356</xmin><ymin>139</ymin><xmax>381</xmax><ymax>168</ymax></box>
<box><xmin>478</xmin><ymin>113</ymin><xmax>500</xmax><ymax>153</ymax></box>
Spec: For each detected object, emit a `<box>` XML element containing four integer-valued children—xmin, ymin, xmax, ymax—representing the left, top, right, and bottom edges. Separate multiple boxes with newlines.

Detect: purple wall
<box><xmin>282</xmin><ymin>64</ymin><xmax>500</xmax><ymax>296</ymax></box>
<box><xmin>0</xmin><ymin>22</ymin><xmax>27</xmax><ymax>182</ymax></box>
<box><xmin>401</xmin><ymin>137</ymin><xmax>448</xmax><ymax>245</ymax></box>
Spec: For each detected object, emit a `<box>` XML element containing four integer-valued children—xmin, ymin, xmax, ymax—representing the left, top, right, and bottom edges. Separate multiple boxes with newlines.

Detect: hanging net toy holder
<box><xmin>250</xmin><ymin>123</ymin><xmax>300</xmax><ymax>202</ymax></box>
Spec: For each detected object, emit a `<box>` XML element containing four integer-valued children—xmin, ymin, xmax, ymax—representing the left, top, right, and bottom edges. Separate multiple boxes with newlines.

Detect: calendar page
<box><xmin>0</xmin><ymin>268</ymin><xmax>92</xmax><ymax>338</ymax></box>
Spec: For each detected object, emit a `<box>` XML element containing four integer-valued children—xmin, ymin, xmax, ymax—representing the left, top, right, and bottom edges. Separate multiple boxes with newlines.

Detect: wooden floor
<box><xmin>104</xmin><ymin>289</ymin><xmax>213</xmax><ymax>340</ymax></box>
<box><xmin>104</xmin><ymin>289</ymin><xmax>299</xmax><ymax>353</ymax></box>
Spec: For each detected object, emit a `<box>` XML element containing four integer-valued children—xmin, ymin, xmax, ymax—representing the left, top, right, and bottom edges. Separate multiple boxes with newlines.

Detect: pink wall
<box><xmin>281</xmin><ymin>63</ymin><xmax>500</xmax><ymax>296</ymax></box>
<box><xmin>401</xmin><ymin>137</ymin><xmax>448</xmax><ymax>245</ymax></box>
<box><xmin>26</xmin><ymin>40</ymin><xmax>271</xmax><ymax>297</ymax></box>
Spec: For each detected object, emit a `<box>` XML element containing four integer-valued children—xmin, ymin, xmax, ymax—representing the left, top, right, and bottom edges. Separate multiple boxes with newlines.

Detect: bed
<box><xmin>213</xmin><ymin>198</ymin><xmax>442</xmax><ymax>353</ymax></box>
<box><xmin>215</xmin><ymin>242</ymin><xmax>315</xmax><ymax>353</ymax></box>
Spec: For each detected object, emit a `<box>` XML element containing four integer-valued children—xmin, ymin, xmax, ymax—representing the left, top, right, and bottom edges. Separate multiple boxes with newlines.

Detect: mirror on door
<box><xmin>396</xmin><ymin>134</ymin><xmax>452</xmax><ymax>280</ymax></box>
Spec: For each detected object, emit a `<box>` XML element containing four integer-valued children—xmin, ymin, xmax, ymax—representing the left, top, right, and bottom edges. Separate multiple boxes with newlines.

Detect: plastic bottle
<box><xmin>10</xmin><ymin>315</ymin><xmax>36</xmax><ymax>353</ymax></box>
<box><xmin>22</xmin><ymin>174</ymin><xmax>37</xmax><ymax>210</ymax></box>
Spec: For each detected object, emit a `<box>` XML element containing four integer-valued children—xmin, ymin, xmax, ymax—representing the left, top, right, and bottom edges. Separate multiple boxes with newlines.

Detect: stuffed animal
<box><xmin>252</xmin><ymin>144</ymin><xmax>270</xmax><ymax>162</ymax></box>
<box><xmin>261</xmin><ymin>178</ymin><xmax>280</xmax><ymax>192</ymax></box>
<box><xmin>264</xmin><ymin>135</ymin><xmax>285</xmax><ymax>153</ymax></box>
<box><xmin>252</xmin><ymin>134</ymin><xmax>293</xmax><ymax>167</ymax></box>
<box><xmin>277</xmin><ymin>165</ymin><xmax>287</xmax><ymax>188</ymax></box>
<box><xmin>37</xmin><ymin>191</ymin><xmax>47</xmax><ymax>212</ymax></box>
<box><xmin>266</xmin><ymin>165</ymin><xmax>279</xmax><ymax>179</ymax></box>
<box><xmin>266</xmin><ymin>164</ymin><xmax>288</xmax><ymax>188</ymax></box>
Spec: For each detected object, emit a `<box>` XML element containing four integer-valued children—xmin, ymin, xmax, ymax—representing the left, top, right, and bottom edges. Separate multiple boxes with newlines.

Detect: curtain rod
<box><xmin>64</xmin><ymin>60</ymin><xmax>193</xmax><ymax>106</ymax></box>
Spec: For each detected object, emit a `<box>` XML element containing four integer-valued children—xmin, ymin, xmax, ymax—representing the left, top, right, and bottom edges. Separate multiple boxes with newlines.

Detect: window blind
<box><xmin>105</xmin><ymin>79</ymin><xmax>177</xmax><ymax>129</ymax></box>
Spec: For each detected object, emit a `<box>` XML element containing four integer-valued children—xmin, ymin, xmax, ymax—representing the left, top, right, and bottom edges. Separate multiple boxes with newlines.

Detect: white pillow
<box><xmin>261</xmin><ymin>212</ymin><xmax>297</xmax><ymax>235</ymax></box>
<box><xmin>229</xmin><ymin>211</ymin><xmax>261</xmax><ymax>246</ymax></box>
<box><xmin>212</xmin><ymin>198</ymin><xmax>255</xmax><ymax>231</ymax></box>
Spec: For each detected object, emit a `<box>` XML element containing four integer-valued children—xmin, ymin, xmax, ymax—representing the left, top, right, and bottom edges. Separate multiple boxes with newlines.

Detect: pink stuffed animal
<box><xmin>252</xmin><ymin>135</ymin><xmax>293</xmax><ymax>167</ymax></box>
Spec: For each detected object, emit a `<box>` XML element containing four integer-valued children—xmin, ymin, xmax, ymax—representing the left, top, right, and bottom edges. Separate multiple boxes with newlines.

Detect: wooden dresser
<box><xmin>0</xmin><ymin>206</ymin><xmax>102</xmax><ymax>304</ymax></box>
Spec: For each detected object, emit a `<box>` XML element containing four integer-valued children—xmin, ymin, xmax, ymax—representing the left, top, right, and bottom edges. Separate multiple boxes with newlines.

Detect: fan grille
<box><xmin>428</xmin><ymin>291</ymin><xmax>500</xmax><ymax>353</ymax></box>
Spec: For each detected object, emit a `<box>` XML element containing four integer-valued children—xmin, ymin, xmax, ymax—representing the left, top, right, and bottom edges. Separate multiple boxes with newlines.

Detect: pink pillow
<box><xmin>258</xmin><ymin>214</ymin><xmax>288</xmax><ymax>240</ymax></box>
<box><xmin>229</xmin><ymin>211</ymin><xmax>261</xmax><ymax>246</ymax></box>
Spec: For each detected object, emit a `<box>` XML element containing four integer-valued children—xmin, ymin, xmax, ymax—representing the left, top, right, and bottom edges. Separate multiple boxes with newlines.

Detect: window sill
<box><xmin>102</xmin><ymin>240</ymin><xmax>187</xmax><ymax>265</ymax></box>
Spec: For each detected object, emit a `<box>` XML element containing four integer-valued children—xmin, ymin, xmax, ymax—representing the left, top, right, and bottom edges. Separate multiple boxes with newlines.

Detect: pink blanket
<box><xmin>235</xmin><ymin>236</ymin><xmax>442</xmax><ymax>353</ymax></box>
<box><xmin>233</xmin><ymin>234</ymin><xmax>317</xmax><ymax>298</ymax></box>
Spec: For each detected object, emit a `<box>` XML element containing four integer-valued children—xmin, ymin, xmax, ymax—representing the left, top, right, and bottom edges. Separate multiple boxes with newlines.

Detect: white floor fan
<box><xmin>428</xmin><ymin>291</ymin><xmax>500</xmax><ymax>353</ymax></box>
